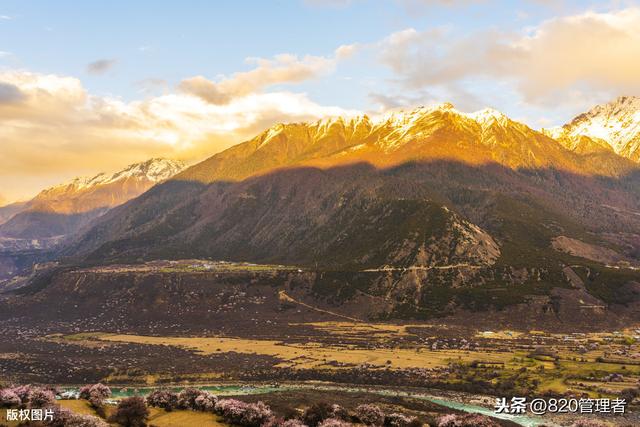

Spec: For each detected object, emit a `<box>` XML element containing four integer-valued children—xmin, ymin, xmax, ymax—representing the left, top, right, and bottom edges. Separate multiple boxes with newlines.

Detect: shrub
<box><xmin>44</xmin><ymin>406</ymin><xmax>75</xmax><ymax>427</ymax></box>
<box><xmin>303</xmin><ymin>402</ymin><xmax>333</xmax><ymax>427</ymax></box>
<box><xmin>384</xmin><ymin>413</ymin><xmax>419</xmax><ymax>427</ymax></box>
<box><xmin>177</xmin><ymin>387</ymin><xmax>202</xmax><ymax>410</ymax></box>
<box><xmin>0</xmin><ymin>389</ymin><xmax>21</xmax><ymax>408</ymax></box>
<box><xmin>45</xmin><ymin>406</ymin><xmax>74</xmax><ymax>427</ymax></box>
<box><xmin>330</xmin><ymin>404</ymin><xmax>349</xmax><ymax>421</ymax></box>
<box><xmin>89</xmin><ymin>384</ymin><xmax>111</xmax><ymax>400</ymax></box>
<box><xmin>355</xmin><ymin>404</ymin><xmax>385</xmax><ymax>426</ymax></box>
<box><xmin>109</xmin><ymin>396</ymin><xmax>149</xmax><ymax>427</ymax></box>
<box><xmin>194</xmin><ymin>391</ymin><xmax>217</xmax><ymax>412</ymax></box>
<box><xmin>79</xmin><ymin>383</ymin><xmax>111</xmax><ymax>408</ymax></box>
<box><xmin>79</xmin><ymin>385</ymin><xmax>92</xmax><ymax>400</ymax></box>
<box><xmin>214</xmin><ymin>398</ymin><xmax>273</xmax><ymax>427</ymax></box>
<box><xmin>87</xmin><ymin>384</ymin><xmax>112</xmax><ymax>414</ymax></box>
<box><xmin>28</xmin><ymin>388</ymin><xmax>56</xmax><ymax>408</ymax></box>
<box><xmin>240</xmin><ymin>401</ymin><xmax>273</xmax><ymax>426</ymax></box>
<box><xmin>437</xmin><ymin>413</ymin><xmax>499</xmax><ymax>427</ymax></box>
<box><xmin>319</xmin><ymin>418</ymin><xmax>352</xmax><ymax>427</ymax></box>
<box><xmin>146</xmin><ymin>389</ymin><xmax>178</xmax><ymax>411</ymax></box>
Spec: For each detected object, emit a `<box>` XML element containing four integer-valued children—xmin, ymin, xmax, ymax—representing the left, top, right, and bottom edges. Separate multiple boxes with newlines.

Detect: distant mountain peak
<box><xmin>0</xmin><ymin>158</ymin><xmax>186</xmax><ymax>239</ymax></box>
<box><xmin>111</xmin><ymin>158</ymin><xmax>186</xmax><ymax>184</ymax></box>
<box><xmin>555</xmin><ymin>96</ymin><xmax>640</xmax><ymax>160</ymax></box>
<box><xmin>42</xmin><ymin>158</ymin><xmax>185</xmax><ymax>194</ymax></box>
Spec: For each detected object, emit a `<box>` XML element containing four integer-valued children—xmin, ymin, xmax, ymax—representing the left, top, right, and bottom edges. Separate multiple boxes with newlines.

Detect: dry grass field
<box><xmin>57</xmin><ymin>399</ymin><xmax>226</xmax><ymax>426</ymax></box>
<box><xmin>89</xmin><ymin>332</ymin><xmax>511</xmax><ymax>370</ymax></box>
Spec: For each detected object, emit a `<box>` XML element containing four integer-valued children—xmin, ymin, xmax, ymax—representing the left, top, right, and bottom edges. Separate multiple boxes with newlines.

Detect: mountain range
<box><xmin>177</xmin><ymin>101</ymin><xmax>637</xmax><ymax>185</ymax></box>
<box><xmin>66</xmin><ymin>98</ymin><xmax>640</xmax><ymax>262</ymax></box>
<box><xmin>3</xmin><ymin>96</ymin><xmax>640</xmax><ymax>326</ymax></box>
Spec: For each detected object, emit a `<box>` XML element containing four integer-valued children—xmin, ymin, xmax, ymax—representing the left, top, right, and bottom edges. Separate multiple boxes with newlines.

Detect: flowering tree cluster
<box><xmin>0</xmin><ymin>385</ymin><xmax>56</xmax><ymax>409</ymax></box>
<box><xmin>146</xmin><ymin>388</ymin><xmax>179</xmax><ymax>411</ymax></box>
<box><xmin>146</xmin><ymin>387</ymin><xmax>218</xmax><ymax>412</ymax></box>
<box><xmin>179</xmin><ymin>387</ymin><xmax>218</xmax><ymax>411</ymax></box>
<box><xmin>194</xmin><ymin>391</ymin><xmax>218</xmax><ymax>411</ymax></box>
<box><xmin>79</xmin><ymin>383</ymin><xmax>112</xmax><ymax>408</ymax></box>
<box><xmin>0</xmin><ymin>389</ymin><xmax>21</xmax><ymax>408</ymax></box>
<box><xmin>355</xmin><ymin>404</ymin><xmax>385</xmax><ymax>426</ymax></box>
<box><xmin>215</xmin><ymin>398</ymin><xmax>274</xmax><ymax>427</ymax></box>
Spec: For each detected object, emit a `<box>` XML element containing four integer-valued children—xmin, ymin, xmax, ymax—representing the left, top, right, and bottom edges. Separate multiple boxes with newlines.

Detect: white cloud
<box><xmin>376</xmin><ymin>7</ymin><xmax>640</xmax><ymax>107</ymax></box>
<box><xmin>335</xmin><ymin>44</ymin><xmax>358</xmax><ymax>59</ymax></box>
<box><xmin>179</xmin><ymin>52</ymin><xmax>338</xmax><ymax>105</ymax></box>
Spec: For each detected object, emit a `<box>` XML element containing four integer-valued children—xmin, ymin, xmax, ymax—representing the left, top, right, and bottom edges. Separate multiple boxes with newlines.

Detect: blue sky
<box><xmin>1</xmin><ymin>0</ymin><xmax>615</xmax><ymax>112</ymax></box>
<box><xmin>1</xmin><ymin>0</ymin><xmax>640</xmax><ymax>199</ymax></box>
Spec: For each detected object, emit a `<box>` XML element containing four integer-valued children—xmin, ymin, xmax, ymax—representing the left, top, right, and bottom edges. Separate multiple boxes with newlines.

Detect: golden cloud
<box><xmin>0</xmin><ymin>70</ymin><xmax>357</xmax><ymax>201</ymax></box>
<box><xmin>179</xmin><ymin>53</ymin><xmax>337</xmax><ymax>105</ymax></box>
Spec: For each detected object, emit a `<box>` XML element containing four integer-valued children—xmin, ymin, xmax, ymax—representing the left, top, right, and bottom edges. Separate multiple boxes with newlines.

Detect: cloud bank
<box><xmin>375</xmin><ymin>8</ymin><xmax>640</xmax><ymax>106</ymax></box>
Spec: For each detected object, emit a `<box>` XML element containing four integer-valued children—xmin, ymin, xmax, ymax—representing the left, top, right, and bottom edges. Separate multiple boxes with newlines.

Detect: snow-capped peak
<box><xmin>251</xmin><ymin>102</ymin><xmax>526</xmax><ymax>155</ymax></box>
<box><xmin>560</xmin><ymin>96</ymin><xmax>640</xmax><ymax>158</ymax></box>
<box><xmin>583</xmin><ymin>96</ymin><xmax>640</xmax><ymax>119</ymax></box>
<box><xmin>541</xmin><ymin>126</ymin><xmax>565</xmax><ymax>140</ymax></box>
<box><xmin>109</xmin><ymin>158</ymin><xmax>186</xmax><ymax>184</ymax></box>
<box><xmin>464</xmin><ymin>107</ymin><xmax>509</xmax><ymax>125</ymax></box>
<box><xmin>41</xmin><ymin>158</ymin><xmax>185</xmax><ymax>194</ymax></box>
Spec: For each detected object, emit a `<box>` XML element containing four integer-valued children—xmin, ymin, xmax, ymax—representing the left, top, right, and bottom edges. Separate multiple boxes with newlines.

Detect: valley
<box><xmin>2</xmin><ymin>313</ymin><xmax>640</xmax><ymax>425</ymax></box>
<box><xmin>1</xmin><ymin>259</ymin><xmax>639</xmax><ymax>424</ymax></box>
